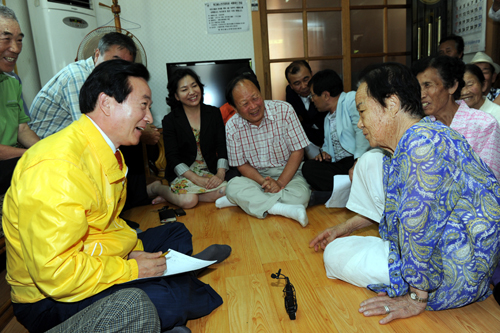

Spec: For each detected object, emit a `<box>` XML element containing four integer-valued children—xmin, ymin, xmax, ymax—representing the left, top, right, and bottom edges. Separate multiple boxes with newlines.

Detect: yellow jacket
<box><xmin>3</xmin><ymin>115</ymin><xmax>143</xmax><ymax>303</ymax></box>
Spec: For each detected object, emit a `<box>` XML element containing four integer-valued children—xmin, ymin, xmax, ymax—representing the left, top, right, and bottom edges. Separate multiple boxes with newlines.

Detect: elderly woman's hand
<box><xmin>359</xmin><ymin>291</ymin><xmax>427</xmax><ymax>324</ymax></box>
<box><xmin>309</xmin><ymin>225</ymin><xmax>350</xmax><ymax>251</ymax></box>
<box><xmin>309</xmin><ymin>214</ymin><xmax>375</xmax><ymax>251</ymax></box>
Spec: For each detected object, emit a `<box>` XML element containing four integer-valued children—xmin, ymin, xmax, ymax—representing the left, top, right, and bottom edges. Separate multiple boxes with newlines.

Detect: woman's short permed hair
<box><xmin>412</xmin><ymin>56</ymin><xmax>465</xmax><ymax>101</ymax></box>
<box><xmin>359</xmin><ymin>62</ymin><xmax>424</xmax><ymax>119</ymax></box>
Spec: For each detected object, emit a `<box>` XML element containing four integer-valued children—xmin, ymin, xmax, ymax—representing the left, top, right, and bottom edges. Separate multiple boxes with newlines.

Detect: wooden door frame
<box><xmin>253</xmin><ymin>0</ymin><xmax>412</xmax><ymax>99</ymax></box>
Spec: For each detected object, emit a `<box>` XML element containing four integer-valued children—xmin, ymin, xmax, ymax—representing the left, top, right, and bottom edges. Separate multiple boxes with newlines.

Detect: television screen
<box><xmin>167</xmin><ymin>59</ymin><xmax>252</xmax><ymax>108</ymax></box>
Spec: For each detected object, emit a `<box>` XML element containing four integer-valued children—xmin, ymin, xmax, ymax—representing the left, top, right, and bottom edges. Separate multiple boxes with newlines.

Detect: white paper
<box><xmin>162</xmin><ymin>249</ymin><xmax>216</xmax><ymax>276</ymax></box>
<box><xmin>205</xmin><ymin>1</ymin><xmax>249</xmax><ymax>34</ymax></box>
<box><xmin>134</xmin><ymin>249</ymin><xmax>216</xmax><ymax>281</ymax></box>
<box><xmin>325</xmin><ymin>175</ymin><xmax>351</xmax><ymax>208</ymax></box>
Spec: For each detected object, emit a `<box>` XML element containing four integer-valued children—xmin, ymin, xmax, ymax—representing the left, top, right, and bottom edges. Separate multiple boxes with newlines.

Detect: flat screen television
<box><xmin>166</xmin><ymin>58</ymin><xmax>252</xmax><ymax>108</ymax></box>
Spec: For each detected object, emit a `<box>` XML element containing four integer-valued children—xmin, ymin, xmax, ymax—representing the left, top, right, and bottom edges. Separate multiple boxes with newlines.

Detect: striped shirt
<box><xmin>29</xmin><ymin>57</ymin><xmax>95</xmax><ymax>139</ymax></box>
<box><xmin>226</xmin><ymin>100</ymin><xmax>309</xmax><ymax>169</ymax></box>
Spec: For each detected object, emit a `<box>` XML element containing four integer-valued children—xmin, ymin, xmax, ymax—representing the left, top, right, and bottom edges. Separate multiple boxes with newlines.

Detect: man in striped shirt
<box><xmin>216</xmin><ymin>74</ymin><xmax>312</xmax><ymax>227</ymax></box>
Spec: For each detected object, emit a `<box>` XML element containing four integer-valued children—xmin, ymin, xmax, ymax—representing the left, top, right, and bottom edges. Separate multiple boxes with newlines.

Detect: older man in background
<box><xmin>469</xmin><ymin>51</ymin><xmax>500</xmax><ymax>105</ymax></box>
<box><xmin>0</xmin><ymin>5</ymin><xmax>39</xmax><ymax>195</ymax></box>
<box><xmin>438</xmin><ymin>34</ymin><xmax>464</xmax><ymax>60</ymax></box>
<box><xmin>285</xmin><ymin>60</ymin><xmax>326</xmax><ymax>159</ymax></box>
<box><xmin>216</xmin><ymin>74</ymin><xmax>311</xmax><ymax>226</ymax></box>
<box><xmin>29</xmin><ymin>32</ymin><xmax>137</xmax><ymax>137</ymax></box>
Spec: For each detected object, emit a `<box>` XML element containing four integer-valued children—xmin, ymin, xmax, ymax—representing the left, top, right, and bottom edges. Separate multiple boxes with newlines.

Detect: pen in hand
<box><xmin>160</xmin><ymin>250</ymin><xmax>170</xmax><ymax>257</ymax></box>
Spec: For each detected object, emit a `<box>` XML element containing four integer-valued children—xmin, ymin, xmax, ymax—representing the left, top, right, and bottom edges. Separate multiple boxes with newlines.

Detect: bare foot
<box><xmin>147</xmin><ymin>180</ymin><xmax>161</xmax><ymax>198</ymax></box>
<box><xmin>152</xmin><ymin>195</ymin><xmax>167</xmax><ymax>205</ymax></box>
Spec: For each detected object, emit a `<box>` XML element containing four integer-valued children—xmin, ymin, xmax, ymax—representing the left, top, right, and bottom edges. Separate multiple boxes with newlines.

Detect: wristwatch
<box><xmin>409</xmin><ymin>292</ymin><xmax>428</xmax><ymax>303</ymax></box>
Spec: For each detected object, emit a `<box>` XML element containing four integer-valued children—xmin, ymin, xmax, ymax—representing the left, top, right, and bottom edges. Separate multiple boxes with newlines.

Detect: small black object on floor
<box><xmin>271</xmin><ymin>269</ymin><xmax>297</xmax><ymax>320</ymax></box>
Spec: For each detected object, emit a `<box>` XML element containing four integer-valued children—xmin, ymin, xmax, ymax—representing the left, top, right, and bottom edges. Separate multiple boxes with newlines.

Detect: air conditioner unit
<box><xmin>28</xmin><ymin>0</ymin><xmax>98</xmax><ymax>86</ymax></box>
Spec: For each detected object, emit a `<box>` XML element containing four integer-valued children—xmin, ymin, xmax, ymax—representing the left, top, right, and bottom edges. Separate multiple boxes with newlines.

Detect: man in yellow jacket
<box><xmin>3</xmin><ymin>60</ymin><xmax>230</xmax><ymax>333</ymax></box>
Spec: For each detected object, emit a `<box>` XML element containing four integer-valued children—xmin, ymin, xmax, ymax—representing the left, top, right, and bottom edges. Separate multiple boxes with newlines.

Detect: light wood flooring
<box><xmin>3</xmin><ymin>201</ymin><xmax>500</xmax><ymax>332</ymax></box>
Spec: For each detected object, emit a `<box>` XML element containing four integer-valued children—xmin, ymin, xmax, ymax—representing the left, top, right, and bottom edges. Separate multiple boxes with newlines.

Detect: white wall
<box><xmin>10</xmin><ymin>0</ymin><xmax>254</xmax><ymax>126</ymax></box>
<box><xmin>94</xmin><ymin>0</ymin><xmax>256</xmax><ymax>126</ymax></box>
<box><xmin>5</xmin><ymin>0</ymin><xmax>41</xmax><ymax>111</ymax></box>
<box><xmin>10</xmin><ymin>0</ymin><xmax>255</xmax><ymax>127</ymax></box>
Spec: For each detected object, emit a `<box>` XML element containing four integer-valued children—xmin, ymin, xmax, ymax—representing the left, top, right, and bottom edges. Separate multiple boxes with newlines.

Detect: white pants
<box><xmin>324</xmin><ymin>236</ymin><xmax>390</xmax><ymax>287</ymax></box>
<box><xmin>324</xmin><ymin>149</ymin><xmax>390</xmax><ymax>287</ymax></box>
<box><xmin>346</xmin><ymin>149</ymin><xmax>386</xmax><ymax>223</ymax></box>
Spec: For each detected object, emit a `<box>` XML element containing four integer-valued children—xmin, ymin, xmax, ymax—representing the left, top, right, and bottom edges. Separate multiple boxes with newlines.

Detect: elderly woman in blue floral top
<box><xmin>310</xmin><ymin>62</ymin><xmax>500</xmax><ymax>323</ymax></box>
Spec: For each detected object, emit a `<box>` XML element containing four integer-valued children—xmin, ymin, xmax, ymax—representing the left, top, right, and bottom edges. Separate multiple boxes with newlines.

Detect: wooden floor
<box><xmin>3</xmin><ymin>201</ymin><xmax>500</xmax><ymax>332</ymax></box>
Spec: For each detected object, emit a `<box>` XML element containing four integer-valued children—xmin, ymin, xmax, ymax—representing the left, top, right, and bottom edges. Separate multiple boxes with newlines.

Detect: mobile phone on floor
<box><xmin>159</xmin><ymin>209</ymin><xmax>177</xmax><ymax>223</ymax></box>
<box><xmin>174</xmin><ymin>208</ymin><xmax>186</xmax><ymax>216</ymax></box>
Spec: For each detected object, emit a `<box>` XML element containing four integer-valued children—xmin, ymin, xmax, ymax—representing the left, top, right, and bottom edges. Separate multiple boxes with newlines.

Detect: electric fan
<box><xmin>75</xmin><ymin>26</ymin><xmax>147</xmax><ymax>67</ymax></box>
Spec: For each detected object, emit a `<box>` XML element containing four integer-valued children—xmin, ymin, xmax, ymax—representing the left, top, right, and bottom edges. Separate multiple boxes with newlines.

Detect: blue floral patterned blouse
<box><xmin>368</xmin><ymin>117</ymin><xmax>500</xmax><ymax>310</ymax></box>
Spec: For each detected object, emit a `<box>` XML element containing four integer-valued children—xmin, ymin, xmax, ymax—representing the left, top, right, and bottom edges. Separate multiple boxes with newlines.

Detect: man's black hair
<box><xmin>225</xmin><ymin>74</ymin><xmax>261</xmax><ymax>107</ymax></box>
<box><xmin>439</xmin><ymin>34</ymin><xmax>464</xmax><ymax>59</ymax></box>
<box><xmin>308</xmin><ymin>69</ymin><xmax>343</xmax><ymax>98</ymax></box>
<box><xmin>79</xmin><ymin>59</ymin><xmax>149</xmax><ymax>114</ymax></box>
<box><xmin>285</xmin><ymin>60</ymin><xmax>312</xmax><ymax>82</ymax></box>
<box><xmin>166</xmin><ymin>68</ymin><xmax>205</xmax><ymax>109</ymax></box>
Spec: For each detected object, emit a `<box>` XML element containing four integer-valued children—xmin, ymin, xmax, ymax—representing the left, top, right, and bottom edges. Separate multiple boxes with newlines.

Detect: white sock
<box><xmin>215</xmin><ymin>196</ymin><xmax>237</xmax><ymax>209</ymax></box>
<box><xmin>267</xmin><ymin>202</ymin><xmax>309</xmax><ymax>227</ymax></box>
